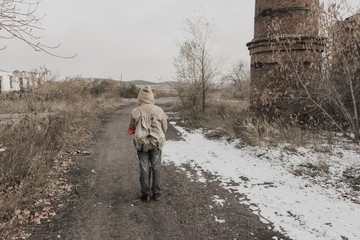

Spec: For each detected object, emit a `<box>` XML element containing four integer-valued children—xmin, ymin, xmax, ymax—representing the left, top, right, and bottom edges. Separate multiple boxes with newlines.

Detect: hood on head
<box><xmin>138</xmin><ymin>85</ymin><xmax>154</xmax><ymax>105</ymax></box>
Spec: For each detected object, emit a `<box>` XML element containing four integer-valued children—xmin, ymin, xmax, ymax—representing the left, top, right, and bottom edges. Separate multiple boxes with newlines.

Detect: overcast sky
<box><xmin>0</xmin><ymin>0</ymin><xmax>359</xmax><ymax>82</ymax></box>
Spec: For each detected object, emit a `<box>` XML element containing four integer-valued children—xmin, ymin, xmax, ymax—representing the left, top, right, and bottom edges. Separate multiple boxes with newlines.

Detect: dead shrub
<box><xmin>201</xmin><ymin>99</ymin><xmax>310</xmax><ymax>146</ymax></box>
<box><xmin>31</xmin><ymin>77</ymin><xmax>85</xmax><ymax>102</ymax></box>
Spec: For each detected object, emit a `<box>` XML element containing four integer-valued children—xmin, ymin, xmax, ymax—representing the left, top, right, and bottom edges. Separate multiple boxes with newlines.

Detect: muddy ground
<box><xmin>26</xmin><ymin>99</ymin><xmax>290</xmax><ymax>240</ymax></box>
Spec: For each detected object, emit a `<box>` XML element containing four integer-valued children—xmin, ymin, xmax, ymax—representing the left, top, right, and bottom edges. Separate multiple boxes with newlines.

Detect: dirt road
<box><xmin>28</xmin><ymin>100</ymin><xmax>290</xmax><ymax>240</ymax></box>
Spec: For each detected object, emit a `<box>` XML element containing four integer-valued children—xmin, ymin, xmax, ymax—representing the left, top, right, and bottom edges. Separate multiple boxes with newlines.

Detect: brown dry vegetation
<box><xmin>153</xmin><ymin>87</ymin><xmax>178</xmax><ymax>99</ymax></box>
<box><xmin>0</xmin><ymin>77</ymin><xmax>135</xmax><ymax>114</ymax></box>
<box><xmin>172</xmin><ymin>97</ymin><xmax>331</xmax><ymax>148</ymax></box>
<box><xmin>0</xmin><ymin>76</ymin><xmax>135</xmax><ymax>239</ymax></box>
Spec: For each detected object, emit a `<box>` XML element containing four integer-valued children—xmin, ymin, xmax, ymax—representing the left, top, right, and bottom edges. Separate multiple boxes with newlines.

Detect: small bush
<box><xmin>118</xmin><ymin>83</ymin><xmax>139</xmax><ymax>98</ymax></box>
<box><xmin>87</xmin><ymin>80</ymin><xmax>110</xmax><ymax>97</ymax></box>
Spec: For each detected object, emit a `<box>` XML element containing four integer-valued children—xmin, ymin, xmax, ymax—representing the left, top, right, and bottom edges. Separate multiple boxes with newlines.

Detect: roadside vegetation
<box><xmin>173</xmin><ymin>2</ymin><xmax>360</xmax><ymax>145</ymax></box>
<box><xmin>0</xmin><ymin>70</ymin><xmax>138</xmax><ymax>239</ymax></box>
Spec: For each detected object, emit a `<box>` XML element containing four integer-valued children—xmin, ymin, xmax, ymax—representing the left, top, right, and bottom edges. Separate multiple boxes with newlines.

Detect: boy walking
<box><xmin>128</xmin><ymin>85</ymin><xmax>167</xmax><ymax>202</ymax></box>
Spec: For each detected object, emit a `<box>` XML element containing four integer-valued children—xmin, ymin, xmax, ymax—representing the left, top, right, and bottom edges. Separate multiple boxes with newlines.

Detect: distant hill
<box><xmin>122</xmin><ymin>80</ymin><xmax>176</xmax><ymax>86</ymax></box>
<box><xmin>83</xmin><ymin>78</ymin><xmax>119</xmax><ymax>84</ymax></box>
<box><xmin>122</xmin><ymin>80</ymin><xmax>156</xmax><ymax>85</ymax></box>
<box><xmin>84</xmin><ymin>78</ymin><xmax>175</xmax><ymax>86</ymax></box>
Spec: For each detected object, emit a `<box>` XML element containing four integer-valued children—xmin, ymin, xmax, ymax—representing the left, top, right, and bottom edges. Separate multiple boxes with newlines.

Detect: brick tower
<box><xmin>247</xmin><ymin>0</ymin><xmax>324</xmax><ymax>112</ymax></box>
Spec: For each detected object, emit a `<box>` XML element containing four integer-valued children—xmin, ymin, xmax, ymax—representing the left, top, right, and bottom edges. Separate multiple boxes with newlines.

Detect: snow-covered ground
<box><xmin>163</xmin><ymin>122</ymin><xmax>360</xmax><ymax>240</ymax></box>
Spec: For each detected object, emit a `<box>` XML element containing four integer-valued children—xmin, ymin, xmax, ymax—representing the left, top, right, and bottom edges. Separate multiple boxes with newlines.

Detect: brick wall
<box><xmin>254</xmin><ymin>11</ymin><xmax>318</xmax><ymax>38</ymax></box>
<box><xmin>247</xmin><ymin>0</ymin><xmax>324</xmax><ymax>111</ymax></box>
<box><xmin>255</xmin><ymin>0</ymin><xmax>314</xmax><ymax>16</ymax></box>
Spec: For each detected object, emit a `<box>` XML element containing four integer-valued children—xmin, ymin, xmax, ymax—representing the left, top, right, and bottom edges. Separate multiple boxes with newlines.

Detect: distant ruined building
<box><xmin>0</xmin><ymin>70</ymin><xmax>45</xmax><ymax>94</ymax></box>
<box><xmin>247</xmin><ymin>0</ymin><xmax>325</xmax><ymax>113</ymax></box>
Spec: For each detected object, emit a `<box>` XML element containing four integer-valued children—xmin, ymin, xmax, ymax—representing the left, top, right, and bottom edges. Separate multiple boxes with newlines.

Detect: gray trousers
<box><xmin>137</xmin><ymin>149</ymin><xmax>162</xmax><ymax>195</ymax></box>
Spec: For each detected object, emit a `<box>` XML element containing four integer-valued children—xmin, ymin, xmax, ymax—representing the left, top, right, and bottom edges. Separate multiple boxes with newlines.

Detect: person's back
<box><xmin>129</xmin><ymin>85</ymin><xmax>167</xmax><ymax>134</ymax></box>
<box><xmin>128</xmin><ymin>85</ymin><xmax>167</xmax><ymax>202</ymax></box>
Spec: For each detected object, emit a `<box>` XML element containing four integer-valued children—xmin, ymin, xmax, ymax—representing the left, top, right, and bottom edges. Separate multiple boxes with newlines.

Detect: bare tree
<box><xmin>222</xmin><ymin>61</ymin><xmax>250</xmax><ymax>100</ymax></box>
<box><xmin>174</xmin><ymin>17</ymin><xmax>220</xmax><ymax>113</ymax></box>
<box><xmin>0</xmin><ymin>0</ymin><xmax>74</xmax><ymax>58</ymax></box>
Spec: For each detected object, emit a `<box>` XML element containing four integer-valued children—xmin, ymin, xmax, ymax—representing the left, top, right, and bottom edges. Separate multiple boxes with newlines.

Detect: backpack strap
<box><xmin>137</xmin><ymin>106</ymin><xmax>147</xmax><ymax>116</ymax></box>
<box><xmin>135</xmin><ymin>106</ymin><xmax>147</xmax><ymax>130</ymax></box>
<box><xmin>150</xmin><ymin>106</ymin><xmax>158</xmax><ymax>115</ymax></box>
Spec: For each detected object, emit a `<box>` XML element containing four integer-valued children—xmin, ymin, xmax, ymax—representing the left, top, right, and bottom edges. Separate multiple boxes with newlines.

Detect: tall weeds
<box><xmin>0</xmin><ymin>76</ymin><xmax>130</xmax><ymax>237</ymax></box>
<box><xmin>0</xmin><ymin>115</ymin><xmax>65</xmax><ymax>218</ymax></box>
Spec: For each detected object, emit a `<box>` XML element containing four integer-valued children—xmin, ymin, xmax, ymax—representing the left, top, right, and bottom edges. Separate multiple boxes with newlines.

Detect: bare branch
<box><xmin>0</xmin><ymin>0</ymin><xmax>76</xmax><ymax>58</ymax></box>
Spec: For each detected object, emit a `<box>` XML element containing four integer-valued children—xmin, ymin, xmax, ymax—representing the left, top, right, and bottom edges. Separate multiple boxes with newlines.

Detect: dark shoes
<box><xmin>141</xmin><ymin>193</ymin><xmax>161</xmax><ymax>202</ymax></box>
<box><xmin>153</xmin><ymin>193</ymin><xmax>161</xmax><ymax>201</ymax></box>
<box><xmin>141</xmin><ymin>194</ymin><xmax>150</xmax><ymax>202</ymax></box>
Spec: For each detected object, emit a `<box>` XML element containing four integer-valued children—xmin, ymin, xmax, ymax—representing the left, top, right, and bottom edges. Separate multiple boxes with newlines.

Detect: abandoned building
<box><xmin>0</xmin><ymin>70</ymin><xmax>40</xmax><ymax>94</ymax></box>
<box><xmin>0</xmin><ymin>70</ymin><xmax>15</xmax><ymax>93</ymax></box>
<box><xmin>247</xmin><ymin>0</ymin><xmax>325</xmax><ymax>112</ymax></box>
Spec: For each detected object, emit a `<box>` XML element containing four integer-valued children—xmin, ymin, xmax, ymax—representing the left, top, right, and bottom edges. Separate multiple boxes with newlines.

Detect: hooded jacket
<box><xmin>129</xmin><ymin>85</ymin><xmax>167</xmax><ymax>134</ymax></box>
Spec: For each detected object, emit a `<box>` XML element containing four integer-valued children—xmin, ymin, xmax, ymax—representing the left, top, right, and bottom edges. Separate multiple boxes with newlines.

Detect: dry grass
<box><xmin>0</xmin><ymin>79</ymin><xmax>125</xmax><ymax>114</ymax></box>
<box><xmin>153</xmin><ymin>87</ymin><xmax>178</xmax><ymax>99</ymax></box>
<box><xmin>0</xmin><ymin>114</ymin><xmax>65</xmax><ymax>219</ymax></box>
<box><xmin>0</xmin><ymin>78</ymin><xmax>127</xmax><ymax>238</ymax></box>
<box><xmin>173</xmin><ymin>96</ymin><xmax>329</xmax><ymax>148</ymax></box>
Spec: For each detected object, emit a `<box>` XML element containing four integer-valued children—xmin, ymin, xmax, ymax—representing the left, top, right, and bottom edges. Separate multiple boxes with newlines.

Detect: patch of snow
<box><xmin>214</xmin><ymin>215</ymin><xmax>226</xmax><ymax>223</ymax></box>
<box><xmin>212</xmin><ymin>195</ymin><xmax>225</xmax><ymax>207</ymax></box>
<box><xmin>272</xmin><ymin>236</ymin><xmax>284</xmax><ymax>240</ymax></box>
<box><xmin>177</xmin><ymin>165</ymin><xmax>207</xmax><ymax>183</ymax></box>
<box><xmin>163</xmin><ymin>123</ymin><xmax>360</xmax><ymax>240</ymax></box>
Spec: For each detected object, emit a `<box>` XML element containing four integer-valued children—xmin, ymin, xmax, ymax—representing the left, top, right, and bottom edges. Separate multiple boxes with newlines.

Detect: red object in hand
<box><xmin>127</xmin><ymin>125</ymin><xmax>135</xmax><ymax>135</ymax></box>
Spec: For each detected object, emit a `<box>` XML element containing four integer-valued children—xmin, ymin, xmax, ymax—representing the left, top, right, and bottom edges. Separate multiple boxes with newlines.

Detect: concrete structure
<box><xmin>247</xmin><ymin>0</ymin><xmax>325</xmax><ymax>111</ymax></box>
<box><xmin>0</xmin><ymin>70</ymin><xmax>36</xmax><ymax>93</ymax></box>
<box><xmin>0</xmin><ymin>70</ymin><xmax>15</xmax><ymax>93</ymax></box>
